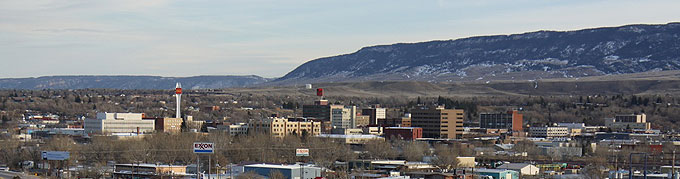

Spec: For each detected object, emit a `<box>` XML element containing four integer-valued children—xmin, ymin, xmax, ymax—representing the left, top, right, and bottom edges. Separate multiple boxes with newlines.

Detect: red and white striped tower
<box><xmin>175</xmin><ymin>82</ymin><xmax>182</xmax><ymax>118</ymax></box>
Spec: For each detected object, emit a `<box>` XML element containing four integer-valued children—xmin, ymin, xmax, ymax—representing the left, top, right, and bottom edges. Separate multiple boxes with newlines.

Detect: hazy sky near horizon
<box><xmin>1</xmin><ymin>0</ymin><xmax>680</xmax><ymax>78</ymax></box>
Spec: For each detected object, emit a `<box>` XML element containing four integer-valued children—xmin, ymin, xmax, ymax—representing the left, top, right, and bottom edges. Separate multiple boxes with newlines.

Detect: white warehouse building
<box><xmin>84</xmin><ymin>112</ymin><xmax>155</xmax><ymax>134</ymax></box>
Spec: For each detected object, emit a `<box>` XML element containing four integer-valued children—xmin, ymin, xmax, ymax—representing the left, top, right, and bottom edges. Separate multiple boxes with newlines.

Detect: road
<box><xmin>0</xmin><ymin>171</ymin><xmax>42</xmax><ymax>179</ymax></box>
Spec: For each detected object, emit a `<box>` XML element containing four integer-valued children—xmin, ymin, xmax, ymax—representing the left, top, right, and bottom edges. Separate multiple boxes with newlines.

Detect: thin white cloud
<box><xmin>0</xmin><ymin>0</ymin><xmax>679</xmax><ymax>78</ymax></box>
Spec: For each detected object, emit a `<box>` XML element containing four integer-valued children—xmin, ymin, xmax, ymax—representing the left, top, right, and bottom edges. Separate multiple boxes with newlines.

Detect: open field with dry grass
<box><xmin>220</xmin><ymin>70</ymin><xmax>680</xmax><ymax>97</ymax></box>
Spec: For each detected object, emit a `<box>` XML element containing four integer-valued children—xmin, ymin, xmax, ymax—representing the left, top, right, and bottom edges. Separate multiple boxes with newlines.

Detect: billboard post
<box><xmin>194</xmin><ymin>142</ymin><xmax>214</xmax><ymax>178</ymax></box>
<box><xmin>296</xmin><ymin>148</ymin><xmax>309</xmax><ymax>179</ymax></box>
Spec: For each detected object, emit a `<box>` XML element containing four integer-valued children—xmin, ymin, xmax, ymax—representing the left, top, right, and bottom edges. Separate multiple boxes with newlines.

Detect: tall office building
<box><xmin>302</xmin><ymin>100</ymin><xmax>335</xmax><ymax>120</ymax></box>
<box><xmin>410</xmin><ymin>106</ymin><xmax>464</xmax><ymax>139</ymax></box>
<box><xmin>362</xmin><ymin>107</ymin><xmax>386</xmax><ymax>125</ymax></box>
<box><xmin>303</xmin><ymin>99</ymin><xmax>353</xmax><ymax>133</ymax></box>
<box><xmin>479</xmin><ymin>110</ymin><xmax>523</xmax><ymax>131</ymax></box>
<box><xmin>331</xmin><ymin>106</ymin><xmax>356</xmax><ymax>129</ymax></box>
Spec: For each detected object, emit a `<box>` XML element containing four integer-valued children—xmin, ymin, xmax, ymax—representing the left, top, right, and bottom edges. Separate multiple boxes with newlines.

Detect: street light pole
<box><xmin>673</xmin><ymin>150</ymin><xmax>676</xmax><ymax>179</ymax></box>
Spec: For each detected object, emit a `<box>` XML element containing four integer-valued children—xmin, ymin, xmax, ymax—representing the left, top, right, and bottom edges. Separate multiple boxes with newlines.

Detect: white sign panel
<box><xmin>193</xmin><ymin>142</ymin><xmax>214</xmax><ymax>153</ymax></box>
<box><xmin>296</xmin><ymin>148</ymin><xmax>309</xmax><ymax>156</ymax></box>
<box><xmin>41</xmin><ymin>151</ymin><xmax>70</xmax><ymax>161</ymax></box>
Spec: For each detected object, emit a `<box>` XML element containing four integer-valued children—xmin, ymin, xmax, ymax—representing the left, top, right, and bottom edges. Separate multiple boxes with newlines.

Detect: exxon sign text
<box><xmin>193</xmin><ymin>142</ymin><xmax>214</xmax><ymax>153</ymax></box>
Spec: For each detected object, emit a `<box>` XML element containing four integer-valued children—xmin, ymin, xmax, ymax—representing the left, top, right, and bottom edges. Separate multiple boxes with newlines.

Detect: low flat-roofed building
<box><xmin>606</xmin><ymin>114</ymin><xmax>651</xmax><ymax>131</ymax></box>
<box><xmin>497</xmin><ymin>163</ymin><xmax>540</xmax><ymax>176</ymax></box>
<box><xmin>529</xmin><ymin>126</ymin><xmax>569</xmax><ymax>138</ymax></box>
<box><xmin>249</xmin><ymin>117</ymin><xmax>321</xmax><ymax>137</ymax></box>
<box><xmin>317</xmin><ymin>134</ymin><xmax>384</xmax><ymax>144</ymax></box>
<box><xmin>226</xmin><ymin>123</ymin><xmax>249</xmax><ymax>136</ymax></box>
<box><xmin>244</xmin><ymin>164</ymin><xmax>321</xmax><ymax>179</ymax></box>
<box><xmin>378</xmin><ymin>114</ymin><xmax>412</xmax><ymax>127</ymax></box>
<box><xmin>113</xmin><ymin>163</ymin><xmax>189</xmax><ymax>178</ymax></box>
<box><xmin>211</xmin><ymin>123</ymin><xmax>250</xmax><ymax>136</ymax></box>
<box><xmin>363</xmin><ymin>126</ymin><xmax>383</xmax><ymax>135</ymax></box>
<box><xmin>84</xmin><ymin>112</ymin><xmax>155</xmax><ymax>134</ymax></box>
<box><xmin>331</xmin><ymin>128</ymin><xmax>364</xmax><ymax>135</ymax></box>
<box><xmin>384</xmin><ymin>127</ymin><xmax>422</xmax><ymax>140</ymax></box>
<box><xmin>474</xmin><ymin>168</ymin><xmax>519</xmax><ymax>179</ymax></box>
<box><xmin>348</xmin><ymin>160</ymin><xmax>436</xmax><ymax>171</ymax></box>
<box><xmin>154</xmin><ymin>117</ymin><xmax>182</xmax><ymax>133</ymax></box>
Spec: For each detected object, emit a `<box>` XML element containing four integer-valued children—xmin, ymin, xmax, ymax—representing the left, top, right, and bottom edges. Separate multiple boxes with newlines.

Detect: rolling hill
<box><xmin>277</xmin><ymin>22</ymin><xmax>680</xmax><ymax>84</ymax></box>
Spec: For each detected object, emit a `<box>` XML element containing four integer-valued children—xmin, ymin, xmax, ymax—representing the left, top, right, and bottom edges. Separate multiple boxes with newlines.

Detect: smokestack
<box><xmin>175</xmin><ymin>82</ymin><xmax>182</xmax><ymax>118</ymax></box>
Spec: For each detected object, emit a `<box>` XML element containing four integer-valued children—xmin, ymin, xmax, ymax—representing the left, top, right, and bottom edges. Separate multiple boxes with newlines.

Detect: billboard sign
<box><xmin>296</xmin><ymin>148</ymin><xmax>309</xmax><ymax>157</ymax></box>
<box><xmin>41</xmin><ymin>151</ymin><xmax>70</xmax><ymax>161</ymax></box>
<box><xmin>193</xmin><ymin>142</ymin><xmax>214</xmax><ymax>153</ymax></box>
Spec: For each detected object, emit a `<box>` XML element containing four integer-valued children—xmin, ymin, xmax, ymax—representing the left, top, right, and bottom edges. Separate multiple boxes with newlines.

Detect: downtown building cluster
<box><xmin>3</xmin><ymin>86</ymin><xmax>675</xmax><ymax>179</ymax></box>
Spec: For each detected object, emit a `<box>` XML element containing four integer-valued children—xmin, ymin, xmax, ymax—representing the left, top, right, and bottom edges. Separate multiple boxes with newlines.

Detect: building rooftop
<box><xmin>244</xmin><ymin>163</ymin><xmax>319</xmax><ymax>170</ymax></box>
<box><xmin>317</xmin><ymin>134</ymin><xmax>383</xmax><ymax>139</ymax></box>
<box><xmin>497</xmin><ymin>163</ymin><xmax>534</xmax><ymax>170</ymax></box>
<box><xmin>385</xmin><ymin>127</ymin><xmax>420</xmax><ymax>130</ymax></box>
<box><xmin>474</xmin><ymin>168</ymin><xmax>514</xmax><ymax>173</ymax></box>
<box><xmin>116</xmin><ymin>164</ymin><xmax>187</xmax><ymax>168</ymax></box>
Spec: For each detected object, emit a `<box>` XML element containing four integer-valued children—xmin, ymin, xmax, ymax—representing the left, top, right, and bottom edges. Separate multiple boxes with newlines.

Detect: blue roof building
<box><xmin>474</xmin><ymin>168</ymin><xmax>519</xmax><ymax>179</ymax></box>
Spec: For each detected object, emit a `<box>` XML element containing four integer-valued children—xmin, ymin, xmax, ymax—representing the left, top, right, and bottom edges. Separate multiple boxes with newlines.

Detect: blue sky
<box><xmin>1</xmin><ymin>0</ymin><xmax>679</xmax><ymax>78</ymax></box>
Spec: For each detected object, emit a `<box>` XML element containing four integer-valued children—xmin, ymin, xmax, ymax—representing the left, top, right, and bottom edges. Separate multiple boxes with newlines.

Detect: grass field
<box><xmin>219</xmin><ymin>70</ymin><xmax>680</xmax><ymax>97</ymax></box>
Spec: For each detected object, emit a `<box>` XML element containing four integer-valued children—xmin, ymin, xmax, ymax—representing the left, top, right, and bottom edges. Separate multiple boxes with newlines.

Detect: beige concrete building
<box><xmin>410</xmin><ymin>107</ymin><xmax>464</xmax><ymax>139</ymax></box>
<box><xmin>226</xmin><ymin>123</ymin><xmax>249</xmax><ymax>136</ymax></box>
<box><xmin>363</xmin><ymin>126</ymin><xmax>383</xmax><ymax>135</ymax></box>
<box><xmin>154</xmin><ymin>118</ymin><xmax>182</xmax><ymax>133</ymax></box>
<box><xmin>606</xmin><ymin>114</ymin><xmax>651</xmax><ymax>131</ymax></box>
<box><xmin>210</xmin><ymin>123</ymin><xmax>249</xmax><ymax>136</ymax></box>
<box><xmin>355</xmin><ymin>115</ymin><xmax>370</xmax><ymax>127</ymax></box>
<box><xmin>183</xmin><ymin>115</ymin><xmax>204</xmax><ymax>131</ymax></box>
<box><xmin>249</xmin><ymin>117</ymin><xmax>321</xmax><ymax>137</ymax></box>
<box><xmin>456</xmin><ymin>157</ymin><xmax>476</xmax><ymax>168</ymax></box>
<box><xmin>84</xmin><ymin>112</ymin><xmax>155</xmax><ymax>134</ymax></box>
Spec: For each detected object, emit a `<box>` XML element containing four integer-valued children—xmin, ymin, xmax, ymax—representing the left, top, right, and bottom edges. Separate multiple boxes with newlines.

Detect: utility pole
<box><xmin>673</xmin><ymin>150</ymin><xmax>676</xmax><ymax>179</ymax></box>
